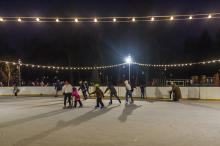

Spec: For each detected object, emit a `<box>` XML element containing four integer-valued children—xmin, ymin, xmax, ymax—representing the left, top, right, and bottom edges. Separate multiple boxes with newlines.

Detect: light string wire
<box><xmin>1</xmin><ymin>59</ymin><xmax>220</xmax><ymax>71</ymax></box>
<box><xmin>0</xmin><ymin>12</ymin><xmax>220</xmax><ymax>23</ymax></box>
<box><xmin>0</xmin><ymin>60</ymin><xmax>127</xmax><ymax>70</ymax></box>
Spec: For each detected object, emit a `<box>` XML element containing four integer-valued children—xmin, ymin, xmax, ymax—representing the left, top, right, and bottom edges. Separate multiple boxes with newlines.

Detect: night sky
<box><xmin>1</xmin><ymin>0</ymin><xmax>220</xmax><ymax>83</ymax></box>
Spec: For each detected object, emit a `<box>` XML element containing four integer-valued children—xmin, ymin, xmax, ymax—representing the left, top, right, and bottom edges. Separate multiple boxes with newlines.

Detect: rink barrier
<box><xmin>0</xmin><ymin>86</ymin><xmax>220</xmax><ymax>100</ymax></box>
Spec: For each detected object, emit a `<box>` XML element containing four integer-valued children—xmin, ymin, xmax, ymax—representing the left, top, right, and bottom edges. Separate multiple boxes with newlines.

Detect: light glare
<box><xmin>125</xmin><ymin>55</ymin><xmax>133</xmax><ymax>64</ymax></box>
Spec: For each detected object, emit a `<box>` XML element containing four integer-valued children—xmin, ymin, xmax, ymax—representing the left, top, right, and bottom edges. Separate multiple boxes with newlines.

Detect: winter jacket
<box><xmin>172</xmin><ymin>84</ymin><xmax>182</xmax><ymax>99</ymax></box>
<box><xmin>90</xmin><ymin>88</ymin><xmax>104</xmax><ymax>98</ymax></box>
<box><xmin>104</xmin><ymin>85</ymin><xmax>117</xmax><ymax>94</ymax></box>
<box><xmin>72</xmin><ymin>90</ymin><xmax>81</xmax><ymax>101</ymax></box>
<box><xmin>124</xmin><ymin>80</ymin><xmax>132</xmax><ymax>91</ymax></box>
<box><xmin>62</xmin><ymin>84</ymin><xmax>73</xmax><ymax>94</ymax></box>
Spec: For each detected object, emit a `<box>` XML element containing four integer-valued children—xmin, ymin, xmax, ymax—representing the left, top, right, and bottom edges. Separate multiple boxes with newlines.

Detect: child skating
<box><xmin>90</xmin><ymin>84</ymin><xmax>105</xmax><ymax>109</ymax></box>
<box><xmin>72</xmin><ymin>87</ymin><xmax>83</xmax><ymax>108</ymax></box>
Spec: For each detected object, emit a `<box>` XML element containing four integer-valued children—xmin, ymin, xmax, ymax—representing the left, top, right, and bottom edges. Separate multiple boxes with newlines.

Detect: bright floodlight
<box><xmin>208</xmin><ymin>14</ymin><xmax>212</xmax><ymax>19</ymax></box>
<box><xmin>0</xmin><ymin>18</ymin><xmax>4</xmax><ymax>21</ymax></box>
<box><xmin>75</xmin><ymin>18</ymin><xmax>78</xmax><ymax>22</ymax></box>
<box><xmin>125</xmin><ymin>55</ymin><xmax>133</xmax><ymax>64</ymax></box>
<box><xmin>56</xmin><ymin>18</ymin><xmax>59</xmax><ymax>22</ymax></box>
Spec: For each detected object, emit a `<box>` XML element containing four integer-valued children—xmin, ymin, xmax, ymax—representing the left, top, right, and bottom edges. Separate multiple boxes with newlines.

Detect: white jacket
<box><xmin>62</xmin><ymin>84</ymin><xmax>73</xmax><ymax>94</ymax></box>
<box><xmin>124</xmin><ymin>80</ymin><xmax>131</xmax><ymax>91</ymax></box>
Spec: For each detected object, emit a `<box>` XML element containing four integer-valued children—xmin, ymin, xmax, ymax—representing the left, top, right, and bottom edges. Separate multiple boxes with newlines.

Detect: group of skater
<box><xmin>61</xmin><ymin>80</ymin><xmax>134</xmax><ymax>109</ymax></box>
<box><xmin>61</xmin><ymin>80</ymin><xmax>182</xmax><ymax>109</ymax></box>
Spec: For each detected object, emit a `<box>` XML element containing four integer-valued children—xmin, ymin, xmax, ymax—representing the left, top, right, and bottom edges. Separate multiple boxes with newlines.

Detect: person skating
<box><xmin>62</xmin><ymin>81</ymin><xmax>73</xmax><ymax>109</ymax></box>
<box><xmin>78</xmin><ymin>81</ymin><xmax>88</xmax><ymax>100</ymax></box>
<box><xmin>84</xmin><ymin>81</ymin><xmax>90</xmax><ymax>95</ymax></box>
<box><xmin>13</xmin><ymin>83</ymin><xmax>20</xmax><ymax>96</ymax></box>
<box><xmin>89</xmin><ymin>84</ymin><xmax>105</xmax><ymax>109</ymax></box>
<box><xmin>72</xmin><ymin>87</ymin><xmax>83</xmax><ymax>108</ymax></box>
<box><xmin>54</xmin><ymin>80</ymin><xmax>62</xmax><ymax>97</ymax></box>
<box><xmin>140</xmin><ymin>85</ymin><xmax>145</xmax><ymax>99</ymax></box>
<box><xmin>124</xmin><ymin>80</ymin><xmax>134</xmax><ymax>104</ymax></box>
<box><xmin>104</xmin><ymin>82</ymin><xmax>121</xmax><ymax>105</ymax></box>
<box><xmin>169</xmin><ymin>82</ymin><xmax>182</xmax><ymax>101</ymax></box>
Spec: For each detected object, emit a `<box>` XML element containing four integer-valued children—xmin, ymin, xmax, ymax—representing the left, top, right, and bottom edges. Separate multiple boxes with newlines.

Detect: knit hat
<box><xmin>94</xmin><ymin>83</ymin><xmax>100</xmax><ymax>87</ymax></box>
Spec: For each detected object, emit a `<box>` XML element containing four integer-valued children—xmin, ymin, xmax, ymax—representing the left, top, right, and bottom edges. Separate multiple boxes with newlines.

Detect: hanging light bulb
<box><xmin>132</xmin><ymin>17</ymin><xmax>136</xmax><ymax>22</ymax></box>
<box><xmin>189</xmin><ymin>16</ymin><xmax>192</xmax><ymax>20</ymax></box>
<box><xmin>170</xmin><ymin>16</ymin><xmax>174</xmax><ymax>20</ymax></box>
<box><xmin>208</xmin><ymin>14</ymin><xmax>212</xmax><ymax>19</ymax></box>
<box><xmin>56</xmin><ymin>18</ymin><xmax>59</xmax><ymax>22</ymax></box>
<box><xmin>113</xmin><ymin>18</ymin><xmax>117</xmax><ymax>22</ymax></box>
<box><xmin>36</xmin><ymin>18</ymin><xmax>40</xmax><ymax>22</ymax></box>
<box><xmin>18</xmin><ymin>18</ymin><xmax>22</xmax><ymax>22</ymax></box>
<box><xmin>75</xmin><ymin>18</ymin><xmax>78</xmax><ymax>22</ymax></box>
<box><xmin>151</xmin><ymin>17</ymin><xmax>155</xmax><ymax>21</ymax></box>
<box><xmin>94</xmin><ymin>18</ymin><xmax>98</xmax><ymax>22</ymax></box>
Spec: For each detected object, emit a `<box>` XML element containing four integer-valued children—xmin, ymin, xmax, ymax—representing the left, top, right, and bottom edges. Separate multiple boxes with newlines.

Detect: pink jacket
<box><xmin>72</xmin><ymin>90</ymin><xmax>81</xmax><ymax>100</ymax></box>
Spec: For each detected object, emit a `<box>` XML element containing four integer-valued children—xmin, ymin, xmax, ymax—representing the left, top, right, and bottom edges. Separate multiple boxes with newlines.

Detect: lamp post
<box><xmin>18</xmin><ymin>59</ymin><xmax>22</xmax><ymax>86</ymax></box>
<box><xmin>125</xmin><ymin>55</ymin><xmax>133</xmax><ymax>82</ymax></box>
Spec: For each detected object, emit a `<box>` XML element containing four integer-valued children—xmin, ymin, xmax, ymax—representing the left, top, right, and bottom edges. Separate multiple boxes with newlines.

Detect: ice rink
<box><xmin>0</xmin><ymin>96</ymin><xmax>220</xmax><ymax>146</ymax></box>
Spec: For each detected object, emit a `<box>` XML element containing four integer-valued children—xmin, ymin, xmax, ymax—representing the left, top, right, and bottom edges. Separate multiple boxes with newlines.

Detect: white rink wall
<box><xmin>0</xmin><ymin>86</ymin><xmax>220</xmax><ymax>99</ymax></box>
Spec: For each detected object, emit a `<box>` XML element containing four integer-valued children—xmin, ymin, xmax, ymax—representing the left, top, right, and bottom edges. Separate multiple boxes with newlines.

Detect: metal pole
<box><xmin>129</xmin><ymin>63</ymin><xmax>131</xmax><ymax>82</ymax></box>
<box><xmin>18</xmin><ymin>59</ymin><xmax>22</xmax><ymax>86</ymax></box>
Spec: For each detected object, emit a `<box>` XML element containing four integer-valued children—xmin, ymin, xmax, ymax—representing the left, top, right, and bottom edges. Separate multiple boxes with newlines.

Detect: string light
<box><xmin>0</xmin><ymin>12</ymin><xmax>219</xmax><ymax>23</ymax></box>
<box><xmin>36</xmin><ymin>18</ymin><xmax>40</xmax><ymax>22</ymax></box>
<box><xmin>2</xmin><ymin>58</ymin><xmax>220</xmax><ymax>70</ymax></box>
<box><xmin>94</xmin><ymin>18</ymin><xmax>98</xmax><ymax>22</ymax></box>
<box><xmin>170</xmin><ymin>16</ymin><xmax>174</xmax><ymax>20</ymax></box>
<box><xmin>75</xmin><ymin>18</ymin><xmax>78</xmax><ymax>22</ymax></box>
<box><xmin>17</xmin><ymin>18</ymin><xmax>22</xmax><ymax>22</ymax></box>
<box><xmin>151</xmin><ymin>17</ymin><xmax>155</xmax><ymax>21</ymax></box>
<box><xmin>132</xmin><ymin>17</ymin><xmax>136</xmax><ymax>22</ymax></box>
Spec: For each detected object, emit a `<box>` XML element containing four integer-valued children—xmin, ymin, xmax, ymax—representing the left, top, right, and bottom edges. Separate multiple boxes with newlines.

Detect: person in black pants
<box><xmin>124</xmin><ymin>80</ymin><xmax>134</xmax><ymax>104</ymax></box>
<box><xmin>104</xmin><ymin>82</ymin><xmax>121</xmax><ymax>105</ymax></box>
<box><xmin>90</xmin><ymin>84</ymin><xmax>105</xmax><ymax>109</ymax></box>
<box><xmin>54</xmin><ymin>80</ymin><xmax>62</xmax><ymax>97</ymax></box>
<box><xmin>62</xmin><ymin>81</ymin><xmax>73</xmax><ymax>109</ymax></box>
<box><xmin>140</xmin><ymin>85</ymin><xmax>145</xmax><ymax>99</ymax></box>
<box><xmin>78</xmin><ymin>81</ymin><xmax>88</xmax><ymax>100</ymax></box>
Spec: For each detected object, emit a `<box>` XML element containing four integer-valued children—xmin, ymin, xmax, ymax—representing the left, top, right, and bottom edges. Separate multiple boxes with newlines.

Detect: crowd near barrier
<box><xmin>0</xmin><ymin>86</ymin><xmax>220</xmax><ymax>100</ymax></box>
